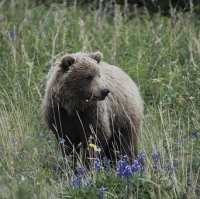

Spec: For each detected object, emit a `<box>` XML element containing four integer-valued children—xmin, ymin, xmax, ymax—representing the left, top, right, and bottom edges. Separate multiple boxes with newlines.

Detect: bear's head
<box><xmin>53</xmin><ymin>52</ymin><xmax>110</xmax><ymax>108</ymax></box>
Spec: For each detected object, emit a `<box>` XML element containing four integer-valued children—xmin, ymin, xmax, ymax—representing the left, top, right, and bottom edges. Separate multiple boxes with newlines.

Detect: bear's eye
<box><xmin>86</xmin><ymin>75</ymin><xmax>94</xmax><ymax>81</ymax></box>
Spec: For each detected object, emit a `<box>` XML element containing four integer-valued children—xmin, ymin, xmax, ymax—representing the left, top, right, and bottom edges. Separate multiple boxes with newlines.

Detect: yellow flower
<box><xmin>88</xmin><ymin>143</ymin><xmax>101</xmax><ymax>152</ymax></box>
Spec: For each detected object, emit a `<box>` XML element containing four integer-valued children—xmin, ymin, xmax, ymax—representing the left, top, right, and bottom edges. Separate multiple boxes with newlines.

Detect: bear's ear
<box><xmin>60</xmin><ymin>56</ymin><xmax>75</xmax><ymax>70</ymax></box>
<box><xmin>89</xmin><ymin>51</ymin><xmax>103</xmax><ymax>63</ymax></box>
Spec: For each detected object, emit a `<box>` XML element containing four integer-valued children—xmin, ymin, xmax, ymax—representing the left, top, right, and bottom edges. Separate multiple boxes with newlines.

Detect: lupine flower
<box><xmin>94</xmin><ymin>158</ymin><xmax>101</xmax><ymax>172</ymax></box>
<box><xmin>102</xmin><ymin>157</ymin><xmax>110</xmax><ymax>172</ymax></box>
<box><xmin>152</xmin><ymin>149</ymin><xmax>160</xmax><ymax>171</ymax></box>
<box><xmin>165</xmin><ymin>162</ymin><xmax>175</xmax><ymax>176</ymax></box>
<box><xmin>137</xmin><ymin>152</ymin><xmax>146</xmax><ymax>172</ymax></box>
<box><xmin>116</xmin><ymin>159</ymin><xmax>128</xmax><ymax>177</ymax></box>
<box><xmin>131</xmin><ymin>159</ymin><xmax>141</xmax><ymax>173</ymax></box>
<box><xmin>152</xmin><ymin>150</ymin><xmax>160</xmax><ymax>163</ymax></box>
<box><xmin>98</xmin><ymin>186</ymin><xmax>107</xmax><ymax>199</ymax></box>
<box><xmin>191</xmin><ymin>131</ymin><xmax>198</xmax><ymax>140</ymax></box>
<box><xmin>59</xmin><ymin>138</ymin><xmax>65</xmax><ymax>145</ymax></box>
<box><xmin>152</xmin><ymin>163</ymin><xmax>159</xmax><ymax>171</ymax></box>
<box><xmin>71</xmin><ymin>177</ymin><xmax>81</xmax><ymax>188</ymax></box>
<box><xmin>123</xmin><ymin>165</ymin><xmax>133</xmax><ymax>177</ymax></box>
<box><xmin>76</xmin><ymin>166</ymin><xmax>86</xmax><ymax>177</ymax></box>
<box><xmin>122</xmin><ymin>155</ymin><xmax>129</xmax><ymax>162</ymax></box>
<box><xmin>8</xmin><ymin>26</ymin><xmax>16</xmax><ymax>42</ymax></box>
<box><xmin>137</xmin><ymin>152</ymin><xmax>145</xmax><ymax>163</ymax></box>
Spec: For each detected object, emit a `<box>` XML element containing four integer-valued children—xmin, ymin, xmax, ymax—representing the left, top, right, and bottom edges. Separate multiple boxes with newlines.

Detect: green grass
<box><xmin>0</xmin><ymin>1</ymin><xmax>200</xmax><ymax>198</ymax></box>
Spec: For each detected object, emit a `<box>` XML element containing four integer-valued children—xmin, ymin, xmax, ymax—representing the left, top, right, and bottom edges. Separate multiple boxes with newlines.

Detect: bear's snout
<box><xmin>100</xmin><ymin>88</ymin><xmax>110</xmax><ymax>100</ymax></box>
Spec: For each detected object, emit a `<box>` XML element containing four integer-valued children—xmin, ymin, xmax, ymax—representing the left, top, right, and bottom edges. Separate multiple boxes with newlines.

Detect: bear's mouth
<box><xmin>84</xmin><ymin>92</ymin><xmax>94</xmax><ymax>103</ymax></box>
<box><xmin>85</xmin><ymin>95</ymin><xmax>108</xmax><ymax>103</ymax></box>
<box><xmin>84</xmin><ymin>90</ymin><xmax>110</xmax><ymax>103</ymax></box>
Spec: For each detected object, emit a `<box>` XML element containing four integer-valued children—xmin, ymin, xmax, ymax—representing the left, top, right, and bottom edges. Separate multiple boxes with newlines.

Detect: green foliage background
<box><xmin>0</xmin><ymin>1</ymin><xmax>199</xmax><ymax>198</ymax></box>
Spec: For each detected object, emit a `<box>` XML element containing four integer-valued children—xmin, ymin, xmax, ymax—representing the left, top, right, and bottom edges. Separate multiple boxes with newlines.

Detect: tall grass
<box><xmin>0</xmin><ymin>1</ymin><xmax>199</xmax><ymax>198</ymax></box>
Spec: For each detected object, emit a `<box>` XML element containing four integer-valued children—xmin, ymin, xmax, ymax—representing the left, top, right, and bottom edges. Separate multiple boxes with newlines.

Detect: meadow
<box><xmin>0</xmin><ymin>1</ymin><xmax>199</xmax><ymax>198</ymax></box>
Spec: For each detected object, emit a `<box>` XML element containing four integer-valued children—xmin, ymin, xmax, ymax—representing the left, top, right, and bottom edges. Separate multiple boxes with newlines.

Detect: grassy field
<box><xmin>0</xmin><ymin>1</ymin><xmax>200</xmax><ymax>198</ymax></box>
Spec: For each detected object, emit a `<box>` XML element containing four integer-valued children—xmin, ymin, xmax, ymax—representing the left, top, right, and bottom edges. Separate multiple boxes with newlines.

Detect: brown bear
<box><xmin>42</xmin><ymin>51</ymin><xmax>143</xmax><ymax>162</ymax></box>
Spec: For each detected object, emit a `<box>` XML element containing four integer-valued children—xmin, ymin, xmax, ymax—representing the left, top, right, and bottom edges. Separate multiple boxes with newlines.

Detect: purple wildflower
<box><xmin>152</xmin><ymin>163</ymin><xmax>159</xmax><ymax>171</ymax></box>
<box><xmin>94</xmin><ymin>158</ymin><xmax>101</xmax><ymax>172</ymax></box>
<box><xmin>152</xmin><ymin>150</ymin><xmax>160</xmax><ymax>163</ymax></box>
<box><xmin>191</xmin><ymin>131</ymin><xmax>198</xmax><ymax>140</ymax></box>
<box><xmin>137</xmin><ymin>152</ymin><xmax>145</xmax><ymax>163</ymax></box>
<box><xmin>122</xmin><ymin>155</ymin><xmax>129</xmax><ymax>162</ymax></box>
<box><xmin>98</xmin><ymin>186</ymin><xmax>107</xmax><ymax>199</ymax></box>
<box><xmin>76</xmin><ymin>167</ymin><xmax>86</xmax><ymax>177</ymax></box>
<box><xmin>116</xmin><ymin>159</ymin><xmax>128</xmax><ymax>177</ymax></box>
<box><xmin>137</xmin><ymin>152</ymin><xmax>146</xmax><ymax>172</ymax></box>
<box><xmin>71</xmin><ymin>177</ymin><xmax>81</xmax><ymax>188</ymax></box>
<box><xmin>8</xmin><ymin>26</ymin><xmax>16</xmax><ymax>42</ymax></box>
<box><xmin>131</xmin><ymin>159</ymin><xmax>141</xmax><ymax>173</ymax></box>
<box><xmin>123</xmin><ymin>165</ymin><xmax>133</xmax><ymax>177</ymax></box>
<box><xmin>152</xmin><ymin>149</ymin><xmax>160</xmax><ymax>171</ymax></box>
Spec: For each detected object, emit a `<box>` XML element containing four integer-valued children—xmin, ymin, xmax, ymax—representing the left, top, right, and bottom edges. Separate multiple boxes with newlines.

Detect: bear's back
<box><xmin>99</xmin><ymin>62</ymin><xmax>143</xmax><ymax>121</ymax></box>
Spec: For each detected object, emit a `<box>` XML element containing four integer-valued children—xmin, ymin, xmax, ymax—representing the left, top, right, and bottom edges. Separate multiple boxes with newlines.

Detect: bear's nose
<box><xmin>101</xmin><ymin>89</ymin><xmax>110</xmax><ymax>98</ymax></box>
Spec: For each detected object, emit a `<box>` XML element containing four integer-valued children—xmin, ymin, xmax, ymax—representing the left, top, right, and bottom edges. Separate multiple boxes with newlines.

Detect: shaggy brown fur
<box><xmin>42</xmin><ymin>52</ymin><xmax>143</xmax><ymax>162</ymax></box>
